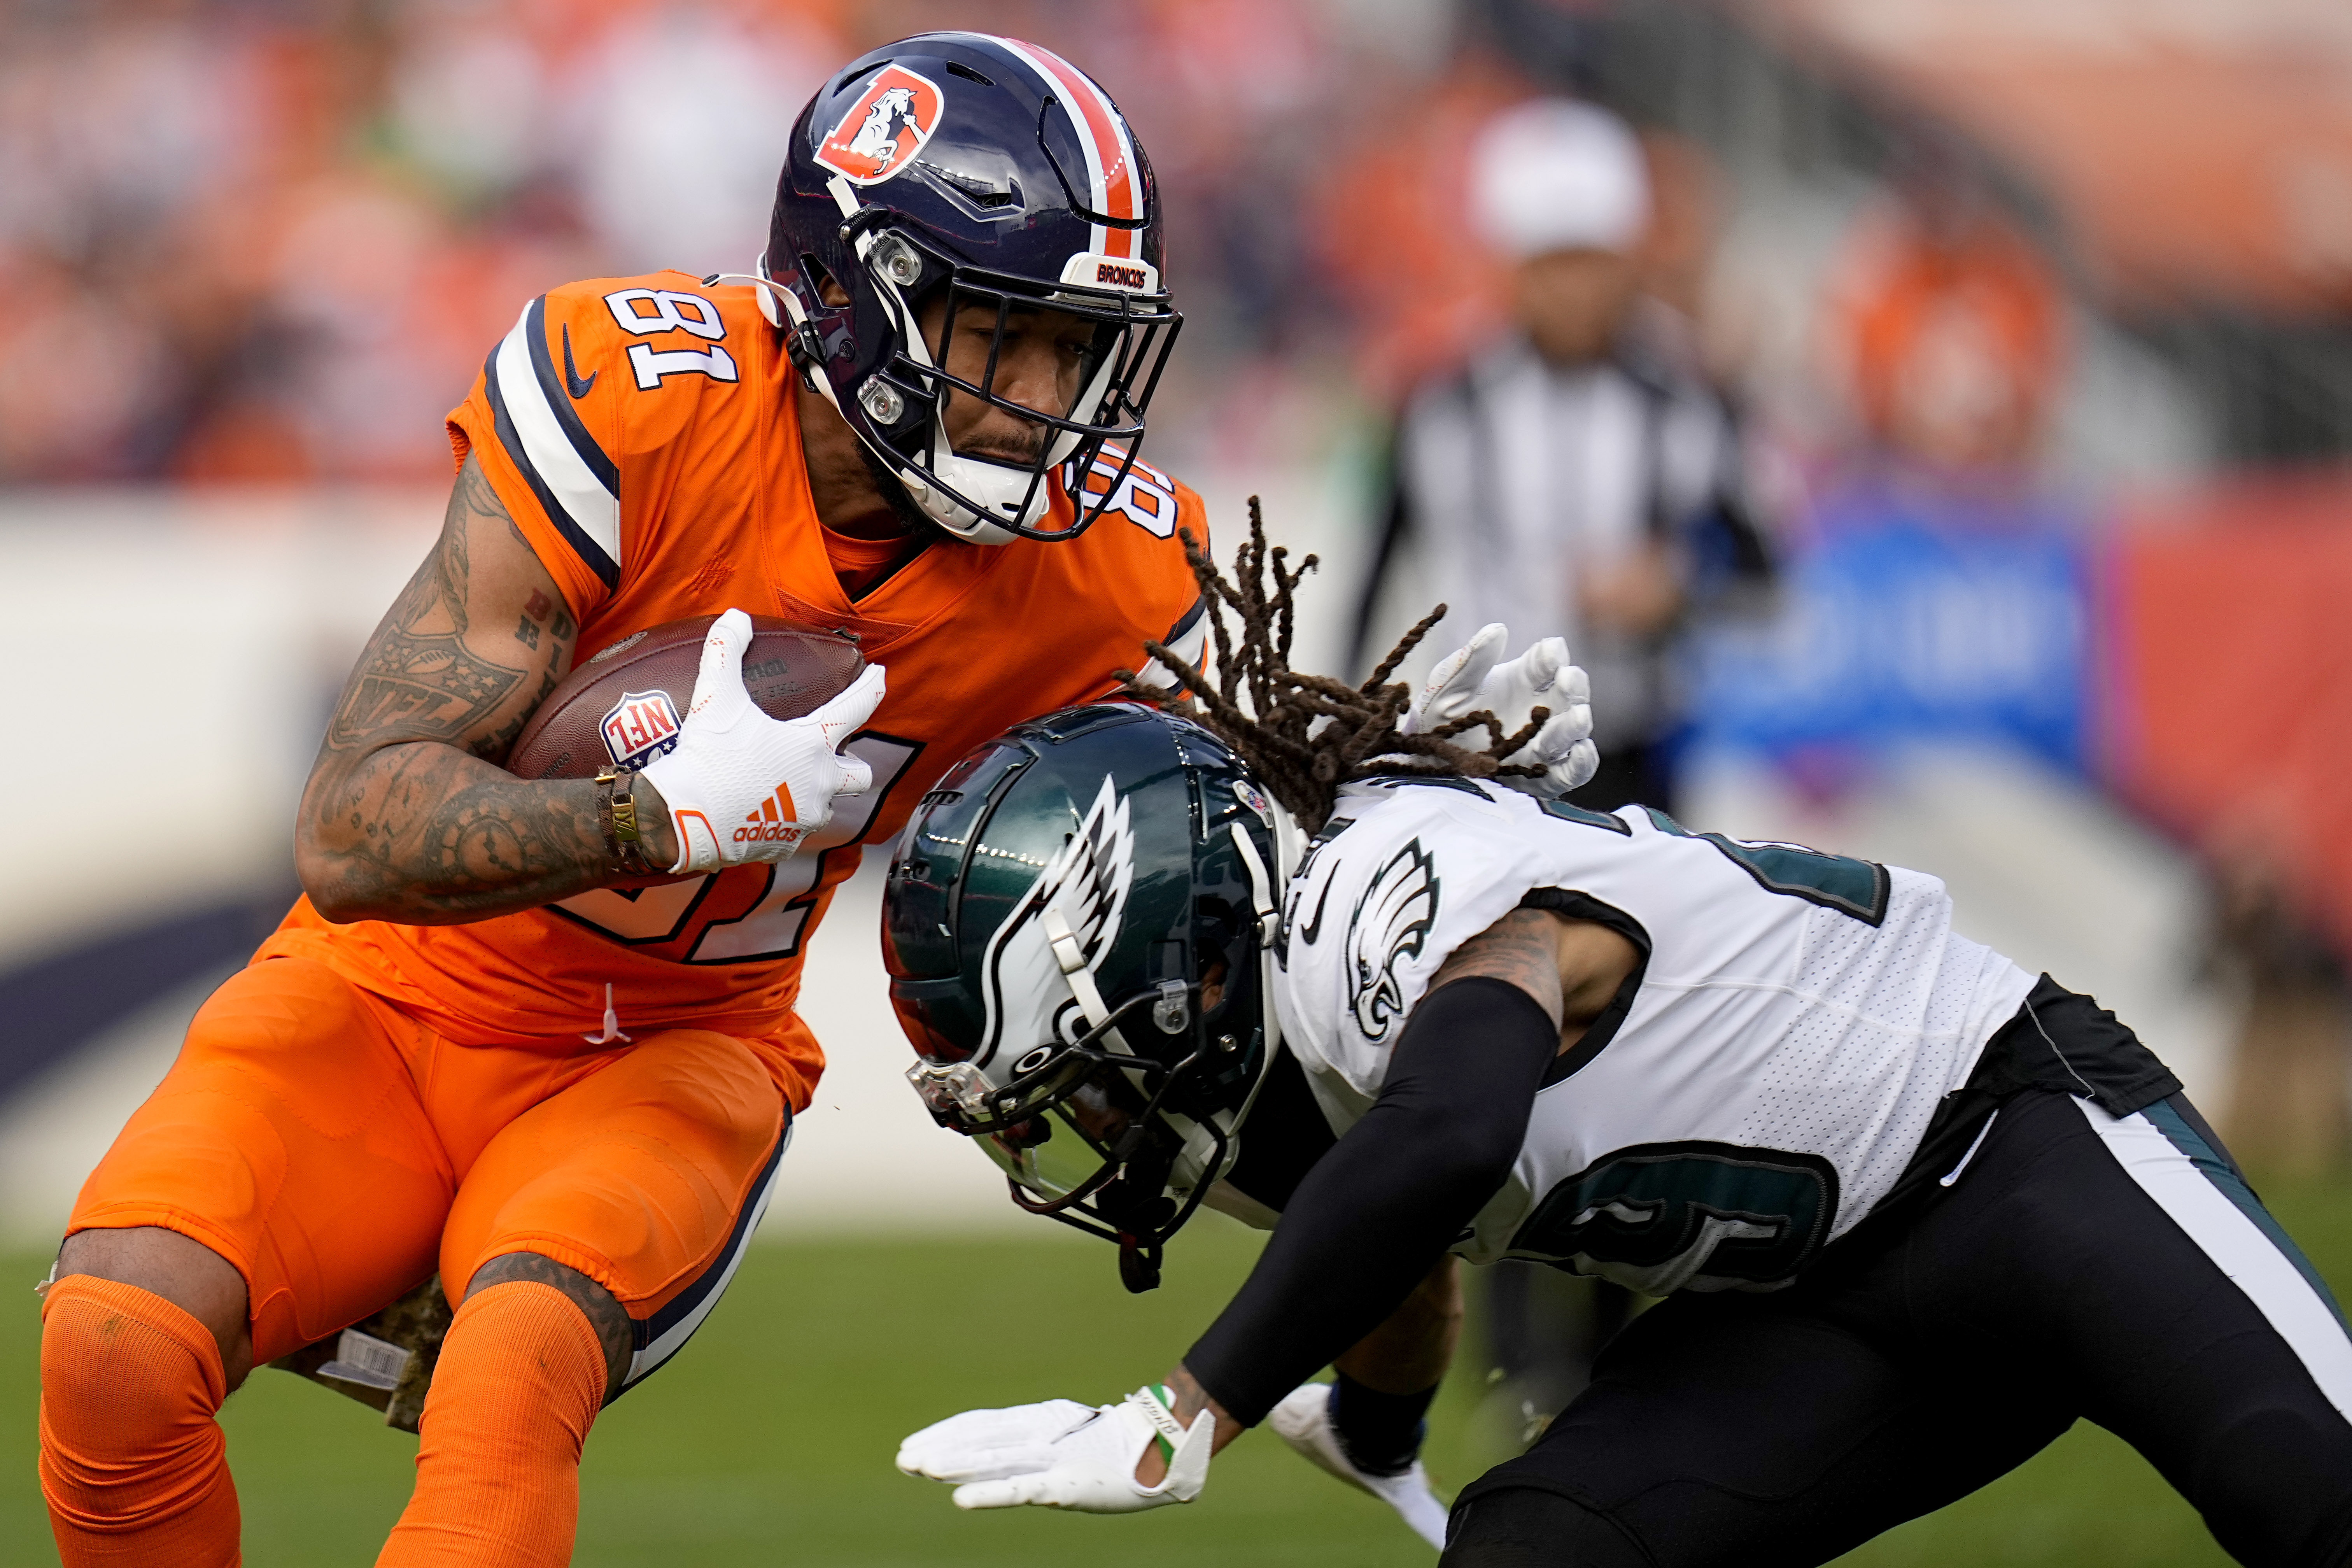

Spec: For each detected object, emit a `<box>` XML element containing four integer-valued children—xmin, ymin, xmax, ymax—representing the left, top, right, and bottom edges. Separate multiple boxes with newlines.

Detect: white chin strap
<box><xmin>1043</xmin><ymin>903</ymin><xmax>1131</xmax><ymax>1063</ymax></box>
<box><xmin>896</xmin><ymin>443</ymin><xmax>1052</xmax><ymax>546</ymax></box>
<box><xmin>909</xmin><ymin>350</ymin><xmax>1114</xmax><ymax>544</ymax></box>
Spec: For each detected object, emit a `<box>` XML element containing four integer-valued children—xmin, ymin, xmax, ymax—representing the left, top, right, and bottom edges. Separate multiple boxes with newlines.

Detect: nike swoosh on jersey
<box><xmin>1296</xmin><ymin>874</ymin><xmax>1335</xmax><ymax>946</ymax></box>
<box><xmin>563</xmin><ymin>324</ymin><xmax>597</xmax><ymax>399</ymax></box>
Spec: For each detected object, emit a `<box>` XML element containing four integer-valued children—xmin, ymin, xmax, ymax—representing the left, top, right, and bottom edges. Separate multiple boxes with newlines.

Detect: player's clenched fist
<box><xmin>638</xmin><ymin>608</ymin><xmax>887</xmax><ymax>872</ymax></box>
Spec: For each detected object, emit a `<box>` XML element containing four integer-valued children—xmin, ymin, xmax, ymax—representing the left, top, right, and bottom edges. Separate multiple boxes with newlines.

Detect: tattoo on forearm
<box><xmin>1430</xmin><ymin>909</ymin><xmax>1566</xmax><ymax>1029</ymax></box>
<box><xmin>1163</xmin><ymin>1365</ymin><xmax>1211</xmax><ymax>1424</ymax></box>
<box><xmin>301</xmin><ymin>453</ymin><xmax>609</xmax><ymax>922</ymax></box>
<box><xmin>312</xmin><ymin>747</ymin><xmax>608</xmax><ymax>921</ymax></box>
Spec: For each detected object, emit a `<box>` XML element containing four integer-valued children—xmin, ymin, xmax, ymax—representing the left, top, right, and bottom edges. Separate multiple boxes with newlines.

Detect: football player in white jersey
<box><xmin>883</xmin><ymin>531</ymin><xmax>2352</xmax><ymax>1566</ymax></box>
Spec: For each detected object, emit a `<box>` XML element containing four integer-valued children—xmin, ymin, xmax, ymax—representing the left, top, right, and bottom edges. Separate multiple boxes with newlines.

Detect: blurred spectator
<box><xmin>2208</xmin><ymin>823</ymin><xmax>2352</xmax><ymax>1178</ymax></box>
<box><xmin>1350</xmin><ymin>97</ymin><xmax>1772</xmax><ymax>813</ymax></box>
<box><xmin>1825</xmin><ymin>164</ymin><xmax>2066</xmax><ymax>477</ymax></box>
<box><xmin>0</xmin><ymin>249</ymin><xmax>177</xmax><ymax>479</ymax></box>
<box><xmin>567</xmin><ymin>1</ymin><xmax>842</xmax><ymax>278</ymax></box>
<box><xmin>1681</xmin><ymin>151</ymin><xmax>2093</xmax><ymax>791</ymax></box>
<box><xmin>1312</xmin><ymin>56</ymin><xmax>1522</xmax><ymax>406</ymax></box>
<box><xmin>387</xmin><ymin>3</ymin><xmax>566</xmax><ymax>208</ymax></box>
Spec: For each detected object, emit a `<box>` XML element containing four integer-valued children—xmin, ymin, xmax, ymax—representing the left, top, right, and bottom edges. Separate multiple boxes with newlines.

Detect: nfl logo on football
<box><xmin>600</xmin><ymin>690</ymin><xmax>682</xmax><ymax>769</ymax></box>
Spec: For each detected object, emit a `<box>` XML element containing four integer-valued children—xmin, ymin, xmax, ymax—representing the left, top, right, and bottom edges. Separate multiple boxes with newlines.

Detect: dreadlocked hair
<box><xmin>1121</xmin><ymin>497</ymin><xmax>1549</xmax><ymax>831</ymax></box>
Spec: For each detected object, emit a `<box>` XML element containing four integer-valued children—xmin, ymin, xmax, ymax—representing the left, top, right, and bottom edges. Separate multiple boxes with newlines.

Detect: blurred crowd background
<box><xmin>3</xmin><ymin>0</ymin><xmax>2352</xmax><ymax>1555</ymax></box>
<box><xmin>4</xmin><ymin>0</ymin><xmax>2352</xmax><ymax>1247</ymax></box>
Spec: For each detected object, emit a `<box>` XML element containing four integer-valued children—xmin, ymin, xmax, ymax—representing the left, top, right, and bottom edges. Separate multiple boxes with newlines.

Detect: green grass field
<box><xmin>9</xmin><ymin>1179</ymin><xmax>2349</xmax><ymax>1564</ymax></box>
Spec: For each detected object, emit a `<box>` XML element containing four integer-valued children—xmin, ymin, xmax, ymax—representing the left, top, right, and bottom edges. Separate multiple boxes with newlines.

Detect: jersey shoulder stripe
<box><xmin>1537</xmin><ymin>798</ymin><xmax>1634</xmax><ymax>835</ymax></box>
<box><xmin>1639</xmin><ymin>806</ymin><xmax>1891</xmax><ymax>925</ymax></box>
<box><xmin>485</xmin><ymin>296</ymin><xmax>621</xmax><ymax>589</ymax></box>
<box><xmin>984</xmin><ymin>37</ymin><xmax>1140</xmax><ymax>259</ymax></box>
<box><xmin>1126</xmin><ymin>592</ymin><xmax>1208</xmax><ymax>692</ymax></box>
<box><xmin>1163</xmin><ymin>594</ymin><xmax>1207</xmax><ymax>655</ymax></box>
<box><xmin>530</xmin><ymin>305</ymin><xmax>620</xmax><ymax>494</ymax></box>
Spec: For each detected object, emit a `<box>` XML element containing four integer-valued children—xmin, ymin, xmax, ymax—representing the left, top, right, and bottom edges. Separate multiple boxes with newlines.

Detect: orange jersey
<box><xmin>264</xmin><ymin>270</ymin><xmax>1207</xmax><ymax>1080</ymax></box>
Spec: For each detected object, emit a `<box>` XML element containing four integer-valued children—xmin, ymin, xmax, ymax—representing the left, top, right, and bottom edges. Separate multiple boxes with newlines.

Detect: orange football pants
<box><xmin>67</xmin><ymin>953</ymin><xmax>794</xmax><ymax>1370</ymax></box>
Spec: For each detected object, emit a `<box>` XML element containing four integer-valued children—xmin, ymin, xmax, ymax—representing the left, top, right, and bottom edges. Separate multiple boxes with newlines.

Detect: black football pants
<box><xmin>1441</xmin><ymin>1088</ymin><xmax>2352</xmax><ymax>1567</ymax></box>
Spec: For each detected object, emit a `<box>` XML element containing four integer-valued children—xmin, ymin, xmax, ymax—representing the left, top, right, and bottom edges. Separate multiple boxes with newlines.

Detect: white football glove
<box><xmin>1270</xmin><ymin>1383</ymin><xmax>1451</xmax><ymax>1550</ymax></box>
<box><xmin>636</xmin><ymin>608</ymin><xmax>886</xmax><ymax>874</ymax></box>
<box><xmin>1401</xmin><ymin>623</ymin><xmax>1597</xmax><ymax>799</ymax></box>
<box><xmin>896</xmin><ymin>1386</ymin><xmax>1214</xmax><ymax>1514</ymax></box>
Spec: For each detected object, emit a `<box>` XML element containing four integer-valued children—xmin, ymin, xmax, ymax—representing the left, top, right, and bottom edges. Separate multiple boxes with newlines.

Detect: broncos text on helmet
<box><xmin>758</xmin><ymin>33</ymin><xmax>1180</xmax><ymax>545</ymax></box>
<box><xmin>884</xmin><ymin>704</ymin><xmax>1296</xmax><ymax>1291</ymax></box>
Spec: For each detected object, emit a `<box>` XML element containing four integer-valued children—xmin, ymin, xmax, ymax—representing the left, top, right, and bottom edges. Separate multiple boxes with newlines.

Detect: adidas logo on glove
<box><xmin>736</xmin><ymin>785</ymin><xmax>806</xmax><ymax>848</ymax></box>
<box><xmin>637</xmin><ymin>608</ymin><xmax>886</xmax><ymax>873</ymax></box>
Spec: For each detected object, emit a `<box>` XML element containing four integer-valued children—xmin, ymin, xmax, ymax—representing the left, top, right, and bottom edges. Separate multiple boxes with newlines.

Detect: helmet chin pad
<box><xmin>879</xmin><ymin>307</ymin><xmax>1121</xmax><ymax>547</ymax></box>
<box><xmin>896</xmin><ymin>440</ymin><xmax>1051</xmax><ymax>546</ymax></box>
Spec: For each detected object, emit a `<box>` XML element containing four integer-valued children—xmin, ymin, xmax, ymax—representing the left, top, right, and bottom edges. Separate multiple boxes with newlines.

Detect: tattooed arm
<box><xmin>295</xmin><ymin>454</ymin><xmax>678</xmax><ymax>924</ymax></box>
<box><xmin>1427</xmin><ymin>906</ymin><xmax>1639</xmax><ymax>1052</ymax></box>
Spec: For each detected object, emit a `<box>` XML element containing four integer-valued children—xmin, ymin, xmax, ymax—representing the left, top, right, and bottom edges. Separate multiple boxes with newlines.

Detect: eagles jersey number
<box><xmin>1538</xmin><ymin>800</ymin><xmax>1890</xmax><ymax>927</ymax></box>
<box><xmin>1641</xmin><ymin>808</ymin><xmax>1889</xmax><ymax>926</ymax></box>
<box><xmin>1506</xmin><ymin>1140</ymin><xmax>1841</xmax><ymax>1293</ymax></box>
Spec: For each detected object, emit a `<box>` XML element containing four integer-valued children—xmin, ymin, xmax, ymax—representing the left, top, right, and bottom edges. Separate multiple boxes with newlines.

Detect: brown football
<box><xmin>504</xmin><ymin>615</ymin><xmax>866</xmax><ymax>781</ymax></box>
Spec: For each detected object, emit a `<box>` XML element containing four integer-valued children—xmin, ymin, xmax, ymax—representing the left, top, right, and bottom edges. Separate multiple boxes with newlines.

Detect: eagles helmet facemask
<box><xmin>755</xmin><ymin>33</ymin><xmax>1180</xmax><ymax>545</ymax></box>
<box><xmin>884</xmin><ymin>704</ymin><xmax>1296</xmax><ymax>1291</ymax></box>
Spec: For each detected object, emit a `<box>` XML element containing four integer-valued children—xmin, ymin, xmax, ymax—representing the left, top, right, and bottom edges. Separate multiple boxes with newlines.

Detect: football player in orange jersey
<box><xmin>39</xmin><ymin>34</ymin><xmax>1216</xmax><ymax>1568</ymax></box>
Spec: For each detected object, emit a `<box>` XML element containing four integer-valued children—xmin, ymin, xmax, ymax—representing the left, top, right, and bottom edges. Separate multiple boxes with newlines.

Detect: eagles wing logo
<box><xmin>815</xmin><ymin>65</ymin><xmax>945</xmax><ymax>186</ymax></box>
<box><xmin>1348</xmin><ymin>839</ymin><xmax>1439</xmax><ymax>1043</ymax></box>
<box><xmin>977</xmin><ymin>774</ymin><xmax>1136</xmax><ymax>1067</ymax></box>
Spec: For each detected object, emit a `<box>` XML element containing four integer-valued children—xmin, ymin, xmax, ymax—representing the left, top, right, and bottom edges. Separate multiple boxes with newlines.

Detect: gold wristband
<box><xmin>611</xmin><ymin>774</ymin><xmax>642</xmax><ymax>844</ymax></box>
<box><xmin>594</xmin><ymin>766</ymin><xmax>652</xmax><ymax>873</ymax></box>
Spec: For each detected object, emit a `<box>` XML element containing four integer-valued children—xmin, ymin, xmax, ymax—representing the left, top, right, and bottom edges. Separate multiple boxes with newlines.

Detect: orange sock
<box><xmin>377</xmin><ymin>1280</ymin><xmax>608</xmax><ymax>1568</ymax></box>
<box><xmin>40</xmin><ymin>1275</ymin><xmax>241</xmax><ymax>1568</ymax></box>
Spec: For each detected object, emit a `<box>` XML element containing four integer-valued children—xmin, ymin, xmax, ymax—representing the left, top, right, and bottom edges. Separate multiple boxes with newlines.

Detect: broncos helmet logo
<box><xmin>849</xmin><ymin>89</ymin><xmax>918</xmax><ymax>164</ymax></box>
<box><xmin>815</xmin><ymin>65</ymin><xmax>944</xmax><ymax>186</ymax></box>
<box><xmin>1348</xmin><ymin>839</ymin><xmax>1439</xmax><ymax>1043</ymax></box>
<box><xmin>976</xmin><ymin>774</ymin><xmax>1137</xmax><ymax>1067</ymax></box>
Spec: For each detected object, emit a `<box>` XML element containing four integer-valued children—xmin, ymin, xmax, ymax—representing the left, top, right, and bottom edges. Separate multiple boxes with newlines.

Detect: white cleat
<box><xmin>1270</xmin><ymin>1382</ymin><xmax>1450</xmax><ymax>1550</ymax></box>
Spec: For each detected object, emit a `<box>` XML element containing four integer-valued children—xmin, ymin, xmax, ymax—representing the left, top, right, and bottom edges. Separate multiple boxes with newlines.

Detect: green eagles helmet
<box><xmin>883</xmin><ymin>703</ymin><xmax>1294</xmax><ymax>1291</ymax></box>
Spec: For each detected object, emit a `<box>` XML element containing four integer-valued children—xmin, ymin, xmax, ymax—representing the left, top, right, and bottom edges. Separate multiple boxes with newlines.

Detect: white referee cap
<box><xmin>1469</xmin><ymin>98</ymin><xmax>1651</xmax><ymax>259</ymax></box>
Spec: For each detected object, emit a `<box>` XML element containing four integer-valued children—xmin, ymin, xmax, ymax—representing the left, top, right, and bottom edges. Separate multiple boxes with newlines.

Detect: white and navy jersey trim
<box><xmin>1164</xmin><ymin>596</ymin><xmax>1208</xmax><ymax>664</ymax></box>
<box><xmin>612</xmin><ymin>1114</ymin><xmax>790</xmax><ymax>1396</ymax></box>
<box><xmin>483</xmin><ymin>296</ymin><xmax>622</xmax><ymax>591</ymax></box>
<box><xmin>984</xmin><ymin>36</ymin><xmax>1142</xmax><ymax>259</ymax></box>
<box><xmin>1129</xmin><ymin>596</ymin><xmax>1208</xmax><ymax>692</ymax></box>
<box><xmin>2085</xmin><ymin>1097</ymin><xmax>2352</xmax><ymax>1420</ymax></box>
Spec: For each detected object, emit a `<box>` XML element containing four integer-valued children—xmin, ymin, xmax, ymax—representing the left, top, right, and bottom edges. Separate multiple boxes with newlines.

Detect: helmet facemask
<box><xmin>911</xmin><ymin>969</ymin><xmax>1267</xmax><ymax>1291</ymax></box>
<box><xmin>902</xmin><ymin>823</ymin><xmax>1285</xmax><ymax>1293</ymax></box>
<box><xmin>830</xmin><ymin>218</ymin><xmax>1180</xmax><ymax>545</ymax></box>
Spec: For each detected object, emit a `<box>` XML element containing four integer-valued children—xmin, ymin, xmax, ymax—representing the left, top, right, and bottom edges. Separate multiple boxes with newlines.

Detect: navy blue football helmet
<box><xmin>758</xmin><ymin>33</ymin><xmax>1180</xmax><ymax>545</ymax></box>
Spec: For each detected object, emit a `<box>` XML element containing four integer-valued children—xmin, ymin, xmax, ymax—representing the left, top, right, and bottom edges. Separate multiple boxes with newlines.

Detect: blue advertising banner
<box><xmin>1687</xmin><ymin>479</ymin><xmax>2089</xmax><ymax>772</ymax></box>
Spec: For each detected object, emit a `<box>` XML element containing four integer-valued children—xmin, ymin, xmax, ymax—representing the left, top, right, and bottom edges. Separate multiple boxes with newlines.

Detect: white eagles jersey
<box><xmin>1271</xmin><ymin>778</ymin><xmax>2035</xmax><ymax>1295</ymax></box>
